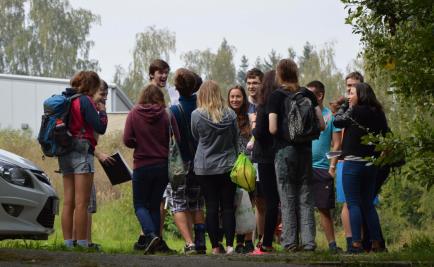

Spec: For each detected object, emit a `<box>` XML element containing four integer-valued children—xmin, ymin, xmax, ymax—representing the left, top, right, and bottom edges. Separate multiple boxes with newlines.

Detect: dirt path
<box><xmin>0</xmin><ymin>248</ymin><xmax>312</xmax><ymax>267</ymax></box>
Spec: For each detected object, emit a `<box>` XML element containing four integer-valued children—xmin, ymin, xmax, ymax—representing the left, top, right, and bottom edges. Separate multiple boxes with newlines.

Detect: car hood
<box><xmin>0</xmin><ymin>149</ymin><xmax>42</xmax><ymax>171</ymax></box>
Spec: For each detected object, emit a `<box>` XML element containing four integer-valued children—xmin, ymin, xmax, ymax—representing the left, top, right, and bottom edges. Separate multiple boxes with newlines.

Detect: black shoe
<box><xmin>133</xmin><ymin>235</ymin><xmax>146</xmax><ymax>250</ymax></box>
<box><xmin>143</xmin><ymin>234</ymin><xmax>160</xmax><ymax>255</ymax></box>
<box><xmin>196</xmin><ymin>245</ymin><xmax>206</xmax><ymax>254</ymax></box>
<box><xmin>184</xmin><ymin>243</ymin><xmax>197</xmax><ymax>255</ymax></box>
<box><xmin>243</xmin><ymin>242</ymin><xmax>255</xmax><ymax>253</ymax></box>
<box><xmin>218</xmin><ymin>243</ymin><xmax>226</xmax><ymax>254</ymax></box>
<box><xmin>154</xmin><ymin>239</ymin><xmax>176</xmax><ymax>254</ymax></box>
<box><xmin>329</xmin><ymin>245</ymin><xmax>343</xmax><ymax>253</ymax></box>
<box><xmin>88</xmin><ymin>242</ymin><xmax>102</xmax><ymax>252</ymax></box>
<box><xmin>348</xmin><ymin>245</ymin><xmax>364</xmax><ymax>254</ymax></box>
<box><xmin>235</xmin><ymin>244</ymin><xmax>244</xmax><ymax>254</ymax></box>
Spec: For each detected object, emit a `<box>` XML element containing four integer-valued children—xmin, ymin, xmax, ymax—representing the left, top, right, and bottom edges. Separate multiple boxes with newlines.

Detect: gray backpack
<box><xmin>279</xmin><ymin>88</ymin><xmax>321</xmax><ymax>143</ymax></box>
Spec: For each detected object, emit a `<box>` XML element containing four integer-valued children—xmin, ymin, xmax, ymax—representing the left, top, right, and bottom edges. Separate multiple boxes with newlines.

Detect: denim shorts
<box><xmin>58</xmin><ymin>139</ymin><xmax>95</xmax><ymax>175</ymax></box>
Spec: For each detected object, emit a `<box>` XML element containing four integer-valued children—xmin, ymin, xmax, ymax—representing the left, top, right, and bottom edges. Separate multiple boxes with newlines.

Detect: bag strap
<box><xmin>166</xmin><ymin>108</ymin><xmax>174</xmax><ymax>137</ymax></box>
<box><xmin>176</xmin><ymin>104</ymin><xmax>196</xmax><ymax>157</ymax></box>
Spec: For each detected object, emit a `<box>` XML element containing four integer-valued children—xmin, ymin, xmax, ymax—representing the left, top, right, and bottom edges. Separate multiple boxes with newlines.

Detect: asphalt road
<box><xmin>0</xmin><ymin>248</ymin><xmax>315</xmax><ymax>267</ymax></box>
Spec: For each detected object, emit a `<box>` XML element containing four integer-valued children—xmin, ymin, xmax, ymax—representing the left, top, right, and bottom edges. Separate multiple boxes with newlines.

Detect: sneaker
<box><xmin>243</xmin><ymin>241</ymin><xmax>255</xmax><ymax>253</ymax></box>
<box><xmin>250</xmin><ymin>247</ymin><xmax>272</xmax><ymax>255</ymax></box>
<box><xmin>143</xmin><ymin>234</ymin><xmax>160</xmax><ymax>255</ymax></box>
<box><xmin>285</xmin><ymin>244</ymin><xmax>298</xmax><ymax>252</ymax></box>
<box><xmin>226</xmin><ymin>246</ymin><xmax>234</xmax><ymax>255</ymax></box>
<box><xmin>302</xmin><ymin>245</ymin><xmax>316</xmax><ymax>252</ymax></box>
<box><xmin>348</xmin><ymin>245</ymin><xmax>364</xmax><ymax>254</ymax></box>
<box><xmin>154</xmin><ymin>239</ymin><xmax>176</xmax><ymax>254</ymax></box>
<box><xmin>133</xmin><ymin>235</ymin><xmax>146</xmax><ymax>250</ymax></box>
<box><xmin>88</xmin><ymin>242</ymin><xmax>101</xmax><ymax>252</ymax></box>
<box><xmin>235</xmin><ymin>244</ymin><xmax>244</xmax><ymax>254</ymax></box>
<box><xmin>328</xmin><ymin>245</ymin><xmax>343</xmax><ymax>254</ymax></box>
<box><xmin>218</xmin><ymin>243</ymin><xmax>226</xmax><ymax>254</ymax></box>
<box><xmin>184</xmin><ymin>243</ymin><xmax>197</xmax><ymax>255</ymax></box>
<box><xmin>255</xmin><ymin>241</ymin><xmax>262</xmax><ymax>249</ymax></box>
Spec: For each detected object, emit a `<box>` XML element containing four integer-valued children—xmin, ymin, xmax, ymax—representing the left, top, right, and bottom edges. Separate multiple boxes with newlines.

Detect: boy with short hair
<box><xmin>307</xmin><ymin>80</ymin><xmax>342</xmax><ymax>253</ymax></box>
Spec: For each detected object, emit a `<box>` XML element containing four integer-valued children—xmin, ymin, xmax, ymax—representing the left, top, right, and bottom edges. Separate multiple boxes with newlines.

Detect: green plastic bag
<box><xmin>230</xmin><ymin>153</ymin><xmax>256</xmax><ymax>192</ymax></box>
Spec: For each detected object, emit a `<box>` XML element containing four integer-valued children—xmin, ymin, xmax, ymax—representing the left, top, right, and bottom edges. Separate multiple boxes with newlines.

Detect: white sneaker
<box><xmin>226</xmin><ymin>246</ymin><xmax>234</xmax><ymax>255</ymax></box>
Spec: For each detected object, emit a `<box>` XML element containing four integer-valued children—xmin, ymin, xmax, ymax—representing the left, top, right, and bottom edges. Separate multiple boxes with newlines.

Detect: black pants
<box><xmin>198</xmin><ymin>172</ymin><xmax>236</xmax><ymax>248</ymax></box>
<box><xmin>258</xmin><ymin>162</ymin><xmax>280</xmax><ymax>247</ymax></box>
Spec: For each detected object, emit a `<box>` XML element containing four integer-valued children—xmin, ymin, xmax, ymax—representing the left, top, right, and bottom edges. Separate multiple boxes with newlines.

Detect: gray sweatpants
<box><xmin>274</xmin><ymin>145</ymin><xmax>316</xmax><ymax>249</ymax></box>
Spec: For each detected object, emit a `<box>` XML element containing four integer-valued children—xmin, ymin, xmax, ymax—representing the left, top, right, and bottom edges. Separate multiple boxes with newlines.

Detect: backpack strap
<box><xmin>176</xmin><ymin>104</ymin><xmax>196</xmax><ymax>157</ymax></box>
<box><xmin>65</xmin><ymin>93</ymin><xmax>85</xmax><ymax>138</ymax></box>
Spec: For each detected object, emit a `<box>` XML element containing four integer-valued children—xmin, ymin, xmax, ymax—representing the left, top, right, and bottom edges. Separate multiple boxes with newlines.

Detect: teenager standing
<box><xmin>191</xmin><ymin>80</ymin><xmax>239</xmax><ymax>254</ymax></box>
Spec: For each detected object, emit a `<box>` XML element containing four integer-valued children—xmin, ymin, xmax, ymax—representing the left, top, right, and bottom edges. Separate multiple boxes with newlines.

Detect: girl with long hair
<box><xmin>333</xmin><ymin>82</ymin><xmax>388</xmax><ymax>253</ymax></box>
<box><xmin>251</xmin><ymin>70</ymin><xmax>280</xmax><ymax>253</ymax></box>
<box><xmin>191</xmin><ymin>80</ymin><xmax>239</xmax><ymax>254</ymax></box>
<box><xmin>123</xmin><ymin>84</ymin><xmax>180</xmax><ymax>254</ymax></box>
<box><xmin>267</xmin><ymin>59</ymin><xmax>325</xmax><ymax>251</ymax></box>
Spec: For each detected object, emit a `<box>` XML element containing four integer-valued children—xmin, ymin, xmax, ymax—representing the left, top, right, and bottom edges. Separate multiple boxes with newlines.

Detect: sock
<box><xmin>245</xmin><ymin>240</ymin><xmax>253</xmax><ymax>246</ymax></box>
<box><xmin>77</xmin><ymin>239</ymin><xmax>89</xmax><ymax>248</ymax></box>
<box><xmin>328</xmin><ymin>241</ymin><xmax>337</xmax><ymax>249</ymax></box>
<box><xmin>346</xmin><ymin>237</ymin><xmax>352</xmax><ymax>251</ymax></box>
<box><xmin>64</xmin><ymin>239</ymin><xmax>74</xmax><ymax>248</ymax></box>
<box><xmin>194</xmin><ymin>224</ymin><xmax>206</xmax><ymax>247</ymax></box>
<box><xmin>236</xmin><ymin>234</ymin><xmax>245</xmax><ymax>244</ymax></box>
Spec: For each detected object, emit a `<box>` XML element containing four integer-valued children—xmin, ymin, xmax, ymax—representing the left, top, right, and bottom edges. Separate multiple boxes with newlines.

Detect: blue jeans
<box><xmin>132</xmin><ymin>163</ymin><xmax>168</xmax><ymax>236</ymax></box>
<box><xmin>342</xmin><ymin>160</ymin><xmax>381</xmax><ymax>243</ymax></box>
<box><xmin>274</xmin><ymin>145</ymin><xmax>316</xmax><ymax>249</ymax></box>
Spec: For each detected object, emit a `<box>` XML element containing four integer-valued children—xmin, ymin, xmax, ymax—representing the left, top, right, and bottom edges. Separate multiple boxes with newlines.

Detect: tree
<box><xmin>253</xmin><ymin>57</ymin><xmax>264</xmax><ymax>72</ymax></box>
<box><xmin>298</xmin><ymin>42</ymin><xmax>314</xmax><ymax>75</ymax></box>
<box><xmin>181</xmin><ymin>49</ymin><xmax>215</xmax><ymax>80</ymax></box>
<box><xmin>114</xmin><ymin>26</ymin><xmax>176</xmax><ymax>101</ymax></box>
<box><xmin>210</xmin><ymin>39</ymin><xmax>236</xmax><ymax>92</ymax></box>
<box><xmin>262</xmin><ymin>49</ymin><xmax>282</xmax><ymax>72</ymax></box>
<box><xmin>298</xmin><ymin>43</ymin><xmax>344</xmax><ymax>105</ymax></box>
<box><xmin>342</xmin><ymin>0</ymin><xmax>434</xmax><ymax>190</ymax></box>
<box><xmin>0</xmin><ymin>0</ymin><xmax>100</xmax><ymax>78</ymax></box>
<box><xmin>287</xmin><ymin>47</ymin><xmax>297</xmax><ymax>61</ymax></box>
<box><xmin>236</xmin><ymin>55</ymin><xmax>249</xmax><ymax>86</ymax></box>
<box><xmin>342</xmin><ymin>0</ymin><xmax>434</xmax><ymax>238</ymax></box>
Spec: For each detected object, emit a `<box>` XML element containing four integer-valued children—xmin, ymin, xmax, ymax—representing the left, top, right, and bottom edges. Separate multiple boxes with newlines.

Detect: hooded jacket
<box><xmin>64</xmin><ymin>88</ymin><xmax>107</xmax><ymax>152</ymax></box>
<box><xmin>123</xmin><ymin>104</ymin><xmax>180</xmax><ymax>170</ymax></box>
<box><xmin>191</xmin><ymin>108</ymin><xmax>238</xmax><ymax>175</ymax></box>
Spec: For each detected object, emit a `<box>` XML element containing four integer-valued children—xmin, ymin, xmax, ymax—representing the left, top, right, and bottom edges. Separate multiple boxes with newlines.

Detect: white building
<box><xmin>0</xmin><ymin>74</ymin><xmax>133</xmax><ymax>137</ymax></box>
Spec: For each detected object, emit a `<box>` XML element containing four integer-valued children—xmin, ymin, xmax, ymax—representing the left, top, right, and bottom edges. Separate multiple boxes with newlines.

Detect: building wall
<box><xmin>0</xmin><ymin>74</ymin><xmax>131</xmax><ymax>137</ymax></box>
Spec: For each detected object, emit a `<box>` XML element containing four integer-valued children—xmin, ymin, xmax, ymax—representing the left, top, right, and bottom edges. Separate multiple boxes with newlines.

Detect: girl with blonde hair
<box><xmin>191</xmin><ymin>80</ymin><xmax>239</xmax><ymax>254</ymax></box>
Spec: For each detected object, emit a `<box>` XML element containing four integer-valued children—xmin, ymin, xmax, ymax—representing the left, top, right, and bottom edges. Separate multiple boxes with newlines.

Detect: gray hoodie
<box><xmin>191</xmin><ymin>108</ymin><xmax>239</xmax><ymax>175</ymax></box>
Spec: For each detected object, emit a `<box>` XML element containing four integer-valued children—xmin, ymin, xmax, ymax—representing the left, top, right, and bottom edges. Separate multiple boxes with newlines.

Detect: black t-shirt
<box><xmin>266</xmin><ymin>87</ymin><xmax>318</xmax><ymax>149</ymax></box>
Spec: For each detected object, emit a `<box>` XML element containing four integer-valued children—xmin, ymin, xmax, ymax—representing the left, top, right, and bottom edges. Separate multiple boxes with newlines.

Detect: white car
<box><xmin>0</xmin><ymin>149</ymin><xmax>59</xmax><ymax>240</ymax></box>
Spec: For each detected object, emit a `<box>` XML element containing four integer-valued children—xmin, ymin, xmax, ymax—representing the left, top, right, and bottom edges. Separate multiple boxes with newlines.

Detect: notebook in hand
<box><xmin>100</xmin><ymin>152</ymin><xmax>132</xmax><ymax>185</ymax></box>
<box><xmin>326</xmin><ymin>151</ymin><xmax>342</xmax><ymax>159</ymax></box>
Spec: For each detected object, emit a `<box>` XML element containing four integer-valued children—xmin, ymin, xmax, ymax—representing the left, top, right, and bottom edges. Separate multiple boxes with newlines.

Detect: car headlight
<box><xmin>0</xmin><ymin>165</ymin><xmax>34</xmax><ymax>188</ymax></box>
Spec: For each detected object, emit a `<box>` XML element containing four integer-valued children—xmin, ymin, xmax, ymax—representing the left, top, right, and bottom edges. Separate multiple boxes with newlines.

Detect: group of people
<box><xmin>57</xmin><ymin>57</ymin><xmax>389</xmax><ymax>255</ymax></box>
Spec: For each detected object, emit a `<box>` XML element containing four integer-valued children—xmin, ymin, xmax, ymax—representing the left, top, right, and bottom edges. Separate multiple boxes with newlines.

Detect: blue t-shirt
<box><xmin>312</xmin><ymin>107</ymin><xmax>342</xmax><ymax>169</ymax></box>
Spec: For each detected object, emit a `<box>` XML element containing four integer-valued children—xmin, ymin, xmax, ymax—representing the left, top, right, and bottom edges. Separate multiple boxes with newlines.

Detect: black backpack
<box><xmin>279</xmin><ymin>88</ymin><xmax>321</xmax><ymax>143</ymax></box>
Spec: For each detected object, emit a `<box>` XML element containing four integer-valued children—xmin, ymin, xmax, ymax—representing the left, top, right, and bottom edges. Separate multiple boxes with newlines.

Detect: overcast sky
<box><xmin>68</xmin><ymin>0</ymin><xmax>361</xmax><ymax>81</ymax></box>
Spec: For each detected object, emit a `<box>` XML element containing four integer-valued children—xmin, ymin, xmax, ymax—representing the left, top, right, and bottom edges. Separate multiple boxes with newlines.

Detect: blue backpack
<box><xmin>37</xmin><ymin>93</ymin><xmax>81</xmax><ymax>157</ymax></box>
